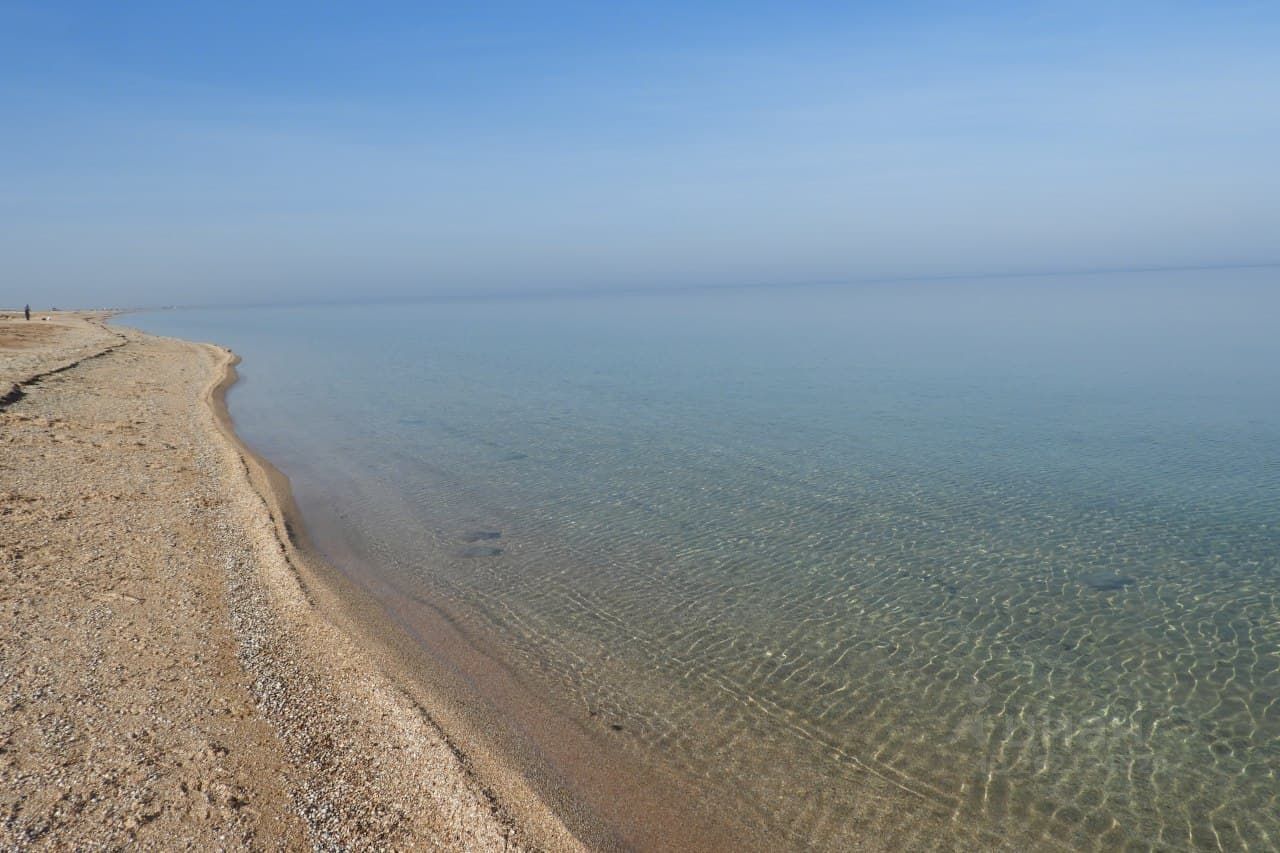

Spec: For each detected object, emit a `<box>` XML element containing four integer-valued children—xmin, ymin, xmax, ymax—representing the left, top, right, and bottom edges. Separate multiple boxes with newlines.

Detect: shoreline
<box><xmin>199</xmin><ymin>334</ymin><xmax>607</xmax><ymax>851</ymax></box>
<box><xmin>189</xmin><ymin>328</ymin><xmax>760</xmax><ymax>850</ymax></box>
<box><xmin>1</xmin><ymin>313</ymin><xmax>584</xmax><ymax>849</ymax></box>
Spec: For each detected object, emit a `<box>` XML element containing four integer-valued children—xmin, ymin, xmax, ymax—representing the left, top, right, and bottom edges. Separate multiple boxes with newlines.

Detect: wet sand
<box><xmin>0</xmin><ymin>313</ymin><xmax>583</xmax><ymax>850</ymax></box>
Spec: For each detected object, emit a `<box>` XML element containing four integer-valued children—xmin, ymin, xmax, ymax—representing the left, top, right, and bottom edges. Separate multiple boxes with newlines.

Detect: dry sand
<box><xmin>0</xmin><ymin>313</ymin><xmax>584</xmax><ymax>850</ymax></box>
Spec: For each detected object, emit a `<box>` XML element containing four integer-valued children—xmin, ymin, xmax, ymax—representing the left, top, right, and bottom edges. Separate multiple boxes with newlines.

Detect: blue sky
<box><xmin>3</xmin><ymin>1</ymin><xmax>1278</xmax><ymax>306</ymax></box>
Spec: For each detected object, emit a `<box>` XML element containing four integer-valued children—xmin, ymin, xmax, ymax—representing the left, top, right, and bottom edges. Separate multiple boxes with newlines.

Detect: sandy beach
<box><xmin>0</xmin><ymin>313</ymin><xmax>582</xmax><ymax>850</ymax></box>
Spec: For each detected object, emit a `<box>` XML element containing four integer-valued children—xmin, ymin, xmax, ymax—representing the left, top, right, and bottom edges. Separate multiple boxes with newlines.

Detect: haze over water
<box><xmin>130</xmin><ymin>268</ymin><xmax>1280</xmax><ymax>849</ymax></box>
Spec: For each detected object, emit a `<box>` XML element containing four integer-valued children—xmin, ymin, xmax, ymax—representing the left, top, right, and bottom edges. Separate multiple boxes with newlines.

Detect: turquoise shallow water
<box><xmin>129</xmin><ymin>269</ymin><xmax>1280</xmax><ymax>849</ymax></box>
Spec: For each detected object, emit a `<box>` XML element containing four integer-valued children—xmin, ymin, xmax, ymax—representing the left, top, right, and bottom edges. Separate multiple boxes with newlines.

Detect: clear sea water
<box><xmin>128</xmin><ymin>268</ymin><xmax>1280</xmax><ymax>850</ymax></box>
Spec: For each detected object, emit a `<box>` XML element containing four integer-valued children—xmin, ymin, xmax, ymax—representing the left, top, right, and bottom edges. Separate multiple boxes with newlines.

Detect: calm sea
<box><xmin>128</xmin><ymin>268</ymin><xmax>1280</xmax><ymax>850</ymax></box>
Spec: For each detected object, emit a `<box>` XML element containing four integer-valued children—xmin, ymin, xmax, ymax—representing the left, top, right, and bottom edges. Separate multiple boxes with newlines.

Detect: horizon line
<box><xmin>110</xmin><ymin>258</ymin><xmax>1280</xmax><ymax>313</ymax></box>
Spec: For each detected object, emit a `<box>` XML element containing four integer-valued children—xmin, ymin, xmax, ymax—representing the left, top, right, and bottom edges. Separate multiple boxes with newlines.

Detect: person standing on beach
<box><xmin>24</xmin><ymin>304</ymin><xmax>30</xmax><ymax>321</ymax></box>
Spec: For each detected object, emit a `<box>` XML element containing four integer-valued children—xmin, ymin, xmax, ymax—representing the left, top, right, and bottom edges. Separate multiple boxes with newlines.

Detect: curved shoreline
<box><xmin>188</xmin><ymin>330</ymin><xmax>761</xmax><ymax>851</ymax></box>
<box><xmin>5</xmin><ymin>309</ymin><xmax>595</xmax><ymax>848</ymax></box>
<box><xmin>198</xmin><ymin>340</ymin><xmax>596</xmax><ymax>851</ymax></box>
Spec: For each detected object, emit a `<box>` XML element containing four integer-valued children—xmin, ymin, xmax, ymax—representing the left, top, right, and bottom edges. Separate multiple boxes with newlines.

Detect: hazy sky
<box><xmin>3</xmin><ymin>2</ymin><xmax>1278</xmax><ymax>307</ymax></box>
